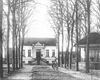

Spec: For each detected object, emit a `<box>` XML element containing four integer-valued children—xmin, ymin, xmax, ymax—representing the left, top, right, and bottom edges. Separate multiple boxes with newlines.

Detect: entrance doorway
<box><xmin>36</xmin><ymin>49</ymin><xmax>41</xmax><ymax>65</ymax></box>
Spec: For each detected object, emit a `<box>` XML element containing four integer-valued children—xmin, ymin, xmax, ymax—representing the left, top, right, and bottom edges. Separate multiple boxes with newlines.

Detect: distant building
<box><xmin>78</xmin><ymin>32</ymin><xmax>100</xmax><ymax>69</ymax></box>
<box><xmin>23</xmin><ymin>38</ymin><xmax>58</xmax><ymax>64</ymax></box>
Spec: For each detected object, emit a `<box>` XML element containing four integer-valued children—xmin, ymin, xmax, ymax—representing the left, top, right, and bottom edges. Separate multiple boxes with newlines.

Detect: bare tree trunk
<box><xmin>57</xmin><ymin>29</ymin><xmax>60</xmax><ymax>67</ymax></box>
<box><xmin>12</xmin><ymin>0</ymin><xmax>16</xmax><ymax>71</ymax></box>
<box><xmin>59</xmin><ymin>0</ymin><xmax>64</xmax><ymax>67</ymax></box>
<box><xmin>65</xmin><ymin>31</ymin><xmax>70</xmax><ymax>68</ymax></box>
<box><xmin>65</xmin><ymin>0</ymin><xmax>70</xmax><ymax>68</ymax></box>
<box><xmin>17</xmin><ymin>0</ymin><xmax>21</xmax><ymax>69</ymax></box>
<box><xmin>69</xmin><ymin>22</ymin><xmax>74</xmax><ymax>69</ymax></box>
<box><xmin>0</xmin><ymin>0</ymin><xmax>3</xmax><ymax>78</ymax></box>
<box><xmin>21</xmin><ymin>31</ymin><xmax>24</xmax><ymax>68</ymax></box>
<box><xmin>20</xmin><ymin>0</ymin><xmax>24</xmax><ymax>68</ymax></box>
<box><xmin>65</xmin><ymin>25</ymin><xmax>70</xmax><ymax>68</ymax></box>
<box><xmin>16</xmin><ymin>35</ymin><xmax>18</xmax><ymax>69</ymax></box>
<box><xmin>86</xmin><ymin>0</ymin><xmax>91</xmax><ymax>73</ymax></box>
<box><xmin>7</xmin><ymin>0</ymin><xmax>10</xmax><ymax>73</ymax></box>
<box><xmin>69</xmin><ymin>44</ymin><xmax>73</xmax><ymax>69</ymax></box>
<box><xmin>75</xmin><ymin>0</ymin><xmax>79</xmax><ymax>71</ymax></box>
<box><xmin>19</xmin><ymin>32</ymin><xmax>21</xmax><ymax>68</ymax></box>
<box><xmin>61</xmin><ymin>16</ymin><xmax>64</xmax><ymax>67</ymax></box>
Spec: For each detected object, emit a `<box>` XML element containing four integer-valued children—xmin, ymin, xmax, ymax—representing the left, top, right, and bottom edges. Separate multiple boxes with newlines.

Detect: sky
<box><xmin>25</xmin><ymin>0</ymin><xmax>55</xmax><ymax>38</ymax></box>
<box><xmin>25</xmin><ymin>0</ymin><xmax>98</xmax><ymax>39</ymax></box>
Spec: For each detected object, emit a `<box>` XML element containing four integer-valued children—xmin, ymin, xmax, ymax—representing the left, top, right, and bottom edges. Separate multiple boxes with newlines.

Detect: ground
<box><xmin>31</xmin><ymin>65</ymin><xmax>82</xmax><ymax>80</ymax></box>
<box><xmin>2</xmin><ymin>62</ymin><xmax>100</xmax><ymax>80</ymax></box>
<box><xmin>3</xmin><ymin>65</ymin><xmax>83</xmax><ymax>80</ymax></box>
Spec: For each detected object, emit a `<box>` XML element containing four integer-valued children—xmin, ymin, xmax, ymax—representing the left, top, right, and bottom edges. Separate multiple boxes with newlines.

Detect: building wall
<box><xmin>44</xmin><ymin>46</ymin><xmax>58</xmax><ymax>63</ymax></box>
<box><xmin>80</xmin><ymin>48</ymin><xmax>85</xmax><ymax>61</ymax></box>
<box><xmin>23</xmin><ymin>45</ymin><xmax>58</xmax><ymax>64</ymax></box>
<box><xmin>23</xmin><ymin>46</ymin><xmax>33</xmax><ymax>64</ymax></box>
<box><xmin>44</xmin><ymin>46</ymin><xmax>58</xmax><ymax>58</ymax></box>
<box><xmin>32</xmin><ymin>48</ymin><xmax>36</xmax><ymax>58</ymax></box>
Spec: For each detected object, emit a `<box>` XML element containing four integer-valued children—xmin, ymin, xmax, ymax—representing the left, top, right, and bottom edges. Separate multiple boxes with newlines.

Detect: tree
<box><xmin>50</xmin><ymin>0</ymin><xmax>92</xmax><ymax>71</ymax></box>
<box><xmin>20</xmin><ymin>0</ymin><xmax>34</xmax><ymax>68</ymax></box>
<box><xmin>85</xmin><ymin>0</ymin><xmax>91</xmax><ymax>73</ymax></box>
<box><xmin>78</xmin><ymin>0</ymin><xmax>91</xmax><ymax>72</ymax></box>
<box><xmin>12</xmin><ymin>0</ymin><xmax>17</xmax><ymax>71</ymax></box>
<box><xmin>64</xmin><ymin>0</ymin><xmax>72</xmax><ymax>68</ymax></box>
<box><xmin>0</xmin><ymin>0</ymin><xmax>3</xmax><ymax>78</ymax></box>
<box><xmin>69</xmin><ymin>6</ymin><xmax>75</xmax><ymax>69</ymax></box>
<box><xmin>75</xmin><ymin>0</ymin><xmax>79</xmax><ymax>71</ymax></box>
<box><xmin>17</xmin><ymin>0</ymin><xmax>21</xmax><ymax>69</ymax></box>
<box><xmin>7</xmin><ymin>0</ymin><xmax>10</xmax><ymax>73</ymax></box>
<box><xmin>10</xmin><ymin>0</ymin><xmax>34</xmax><ymax>70</ymax></box>
<box><xmin>50</xmin><ymin>0</ymin><xmax>78</xmax><ymax>68</ymax></box>
<box><xmin>58</xmin><ymin>0</ymin><xmax>64</xmax><ymax>67</ymax></box>
<box><xmin>49</xmin><ymin>0</ymin><xmax>62</xmax><ymax>67</ymax></box>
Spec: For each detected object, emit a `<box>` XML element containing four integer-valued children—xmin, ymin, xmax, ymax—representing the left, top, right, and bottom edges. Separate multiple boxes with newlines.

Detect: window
<box><xmin>23</xmin><ymin>50</ymin><xmax>25</xmax><ymax>57</ymax></box>
<box><xmin>52</xmin><ymin>50</ymin><xmax>55</xmax><ymax>57</ymax></box>
<box><xmin>28</xmin><ymin>50</ymin><xmax>31</xmax><ymax>57</ymax></box>
<box><xmin>46</xmin><ymin>50</ymin><xmax>49</xmax><ymax>57</ymax></box>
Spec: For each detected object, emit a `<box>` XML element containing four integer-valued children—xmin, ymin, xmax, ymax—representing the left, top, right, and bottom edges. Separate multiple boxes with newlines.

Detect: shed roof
<box><xmin>78</xmin><ymin>32</ymin><xmax>100</xmax><ymax>45</ymax></box>
<box><xmin>24</xmin><ymin>38</ymin><xmax>56</xmax><ymax>46</ymax></box>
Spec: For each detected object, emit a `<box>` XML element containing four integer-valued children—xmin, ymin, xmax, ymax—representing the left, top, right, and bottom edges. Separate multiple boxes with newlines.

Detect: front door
<box><xmin>36</xmin><ymin>49</ymin><xmax>41</xmax><ymax>65</ymax></box>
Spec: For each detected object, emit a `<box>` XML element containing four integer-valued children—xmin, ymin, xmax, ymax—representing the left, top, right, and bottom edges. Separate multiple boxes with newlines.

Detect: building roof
<box><xmin>78</xmin><ymin>32</ymin><xmax>100</xmax><ymax>45</ymax></box>
<box><xmin>24</xmin><ymin>38</ymin><xmax>56</xmax><ymax>46</ymax></box>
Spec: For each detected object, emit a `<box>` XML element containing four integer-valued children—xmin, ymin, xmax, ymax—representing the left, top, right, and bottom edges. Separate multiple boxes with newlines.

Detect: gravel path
<box><xmin>4</xmin><ymin>65</ymin><xmax>91</xmax><ymax>80</ymax></box>
<box><xmin>31</xmin><ymin>65</ymin><xmax>83</xmax><ymax>80</ymax></box>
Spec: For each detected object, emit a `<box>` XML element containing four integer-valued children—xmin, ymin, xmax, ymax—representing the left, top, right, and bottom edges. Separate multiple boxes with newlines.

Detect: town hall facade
<box><xmin>23</xmin><ymin>38</ymin><xmax>58</xmax><ymax>64</ymax></box>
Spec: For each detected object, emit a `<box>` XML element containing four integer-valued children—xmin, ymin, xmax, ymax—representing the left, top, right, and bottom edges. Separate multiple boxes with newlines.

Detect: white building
<box><xmin>23</xmin><ymin>38</ymin><xmax>58</xmax><ymax>64</ymax></box>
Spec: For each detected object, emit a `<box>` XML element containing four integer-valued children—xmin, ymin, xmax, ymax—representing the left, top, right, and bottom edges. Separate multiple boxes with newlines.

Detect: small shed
<box><xmin>78</xmin><ymin>32</ymin><xmax>100</xmax><ymax>69</ymax></box>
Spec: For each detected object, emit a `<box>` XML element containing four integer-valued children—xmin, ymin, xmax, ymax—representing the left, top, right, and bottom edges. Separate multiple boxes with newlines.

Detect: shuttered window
<box><xmin>52</xmin><ymin>50</ymin><xmax>55</xmax><ymax>57</ymax></box>
<box><xmin>46</xmin><ymin>50</ymin><xmax>49</xmax><ymax>57</ymax></box>
<box><xmin>23</xmin><ymin>50</ymin><xmax>25</xmax><ymax>57</ymax></box>
<box><xmin>28</xmin><ymin>50</ymin><xmax>31</xmax><ymax>57</ymax></box>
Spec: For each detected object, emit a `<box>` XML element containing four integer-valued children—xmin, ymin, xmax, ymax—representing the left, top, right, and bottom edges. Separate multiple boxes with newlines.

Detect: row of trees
<box><xmin>49</xmin><ymin>0</ymin><xmax>100</xmax><ymax>73</ymax></box>
<box><xmin>0</xmin><ymin>0</ymin><xmax>34</xmax><ymax>78</ymax></box>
